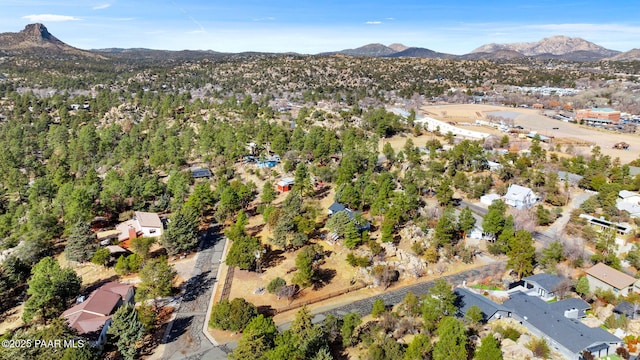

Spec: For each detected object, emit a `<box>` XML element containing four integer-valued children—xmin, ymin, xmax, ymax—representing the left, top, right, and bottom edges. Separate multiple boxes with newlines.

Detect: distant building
<box><xmin>617</xmin><ymin>190</ymin><xmax>640</xmax><ymax>218</ymax></box>
<box><xmin>585</xmin><ymin>262</ymin><xmax>639</xmax><ymax>296</ymax></box>
<box><xmin>190</xmin><ymin>168</ymin><xmax>212</xmax><ymax>179</ymax></box>
<box><xmin>503</xmin><ymin>184</ymin><xmax>538</xmax><ymax>209</ymax></box>
<box><xmin>480</xmin><ymin>193</ymin><xmax>501</xmax><ymax>206</ymax></box>
<box><xmin>579</xmin><ymin>214</ymin><xmax>632</xmax><ymax>235</ymax></box>
<box><xmin>576</xmin><ymin>108</ymin><xmax>621</xmax><ymax>125</ymax></box>
<box><xmin>276</xmin><ymin>178</ymin><xmax>294</xmax><ymax>192</ymax></box>
<box><xmin>557</xmin><ymin>171</ymin><xmax>584</xmax><ymax>187</ymax></box>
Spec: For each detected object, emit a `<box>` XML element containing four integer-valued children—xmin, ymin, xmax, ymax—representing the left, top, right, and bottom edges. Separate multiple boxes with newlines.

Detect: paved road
<box><xmin>161</xmin><ymin>224</ymin><xmax>230</xmax><ymax>360</ymax></box>
<box><xmin>279</xmin><ymin>261</ymin><xmax>506</xmax><ymax>330</ymax></box>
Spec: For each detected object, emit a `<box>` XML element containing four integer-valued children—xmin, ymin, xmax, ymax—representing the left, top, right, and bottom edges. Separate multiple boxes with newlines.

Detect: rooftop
<box><xmin>454</xmin><ymin>288</ymin><xmax>507</xmax><ymax>322</ymax></box>
<box><xmin>586</xmin><ymin>263</ymin><xmax>636</xmax><ymax>290</ymax></box>
<box><xmin>503</xmin><ymin>292</ymin><xmax>619</xmax><ymax>354</ymax></box>
<box><xmin>523</xmin><ymin>273</ymin><xmax>563</xmax><ymax>292</ymax></box>
<box><xmin>134</xmin><ymin>211</ymin><xmax>162</xmax><ymax>229</ymax></box>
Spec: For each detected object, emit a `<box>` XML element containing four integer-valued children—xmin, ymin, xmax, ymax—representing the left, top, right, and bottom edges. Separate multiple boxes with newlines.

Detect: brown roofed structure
<box><xmin>134</xmin><ymin>211</ymin><xmax>162</xmax><ymax>229</ymax></box>
<box><xmin>586</xmin><ymin>263</ymin><xmax>636</xmax><ymax>290</ymax></box>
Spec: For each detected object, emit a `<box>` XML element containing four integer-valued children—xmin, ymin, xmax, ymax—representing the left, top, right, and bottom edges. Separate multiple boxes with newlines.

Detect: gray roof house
<box><xmin>454</xmin><ymin>288</ymin><xmax>511</xmax><ymax>322</ymax></box>
<box><xmin>557</xmin><ymin>171</ymin><xmax>584</xmax><ymax>187</ymax></box>
<box><xmin>327</xmin><ymin>202</ymin><xmax>370</xmax><ymax>232</ymax></box>
<box><xmin>503</xmin><ymin>184</ymin><xmax>538</xmax><ymax>209</ymax></box>
<box><xmin>503</xmin><ymin>292</ymin><xmax>621</xmax><ymax>360</ymax></box>
<box><xmin>522</xmin><ymin>273</ymin><xmax>565</xmax><ymax>301</ymax></box>
<box><xmin>617</xmin><ymin>190</ymin><xmax>640</xmax><ymax>218</ymax></box>
<box><xmin>614</xmin><ymin>301</ymin><xmax>640</xmax><ymax>320</ymax></box>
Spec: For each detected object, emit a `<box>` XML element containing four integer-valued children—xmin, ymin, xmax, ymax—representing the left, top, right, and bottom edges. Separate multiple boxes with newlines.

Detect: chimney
<box><xmin>128</xmin><ymin>226</ymin><xmax>137</xmax><ymax>240</ymax></box>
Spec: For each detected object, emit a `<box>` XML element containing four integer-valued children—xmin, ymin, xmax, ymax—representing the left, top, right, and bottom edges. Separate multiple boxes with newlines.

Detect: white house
<box><xmin>480</xmin><ymin>193</ymin><xmax>501</xmax><ymax>206</ymax></box>
<box><xmin>503</xmin><ymin>184</ymin><xmax>538</xmax><ymax>209</ymax></box>
<box><xmin>617</xmin><ymin>190</ymin><xmax>640</xmax><ymax>218</ymax></box>
<box><xmin>116</xmin><ymin>211</ymin><xmax>163</xmax><ymax>241</ymax></box>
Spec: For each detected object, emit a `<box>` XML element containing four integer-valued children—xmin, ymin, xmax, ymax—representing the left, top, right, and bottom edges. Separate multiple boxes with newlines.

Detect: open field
<box><xmin>422</xmin><ymin>104</ymin><xmax>640</xmax><ymax>163</ymax></box>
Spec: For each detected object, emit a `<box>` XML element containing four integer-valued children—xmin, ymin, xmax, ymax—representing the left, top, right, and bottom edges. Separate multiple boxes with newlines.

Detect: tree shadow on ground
<box><xmin>182</xmin><ymin>271</ymin><xmax>213</xmax><ymax>302</ymax></box>
<box><xmin>165</xmin><ymin>315</ymin><xmax>193</xmax><ymax>344</ymax></box>
<box><xmin>313</xmin><ymin>268</ymin><xmax>337</xmax><ymax>290</ymax></box>
<box><xmin>263</xmin><ymin>249</ymin><xmax>286</xmax><ymax>268</ymax></box>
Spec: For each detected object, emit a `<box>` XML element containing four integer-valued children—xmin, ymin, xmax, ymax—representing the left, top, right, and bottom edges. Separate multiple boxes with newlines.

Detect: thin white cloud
<box><xmin>93</xmin><ymin>4</ymin><xmax>111</xmax><ymax>10</ymax></box>
<box><xmin>253</xmin><ymin>17</ymin><xmax>276</xmax><ymax>22</ymax></box>
<box><xmin>365</xmin><ymin>21</ymin><xmax>382</xmax><ymax>25</ymax></box>
<box><xmin>22</xmin><ymin>14</ymin><xmax>81</xmax><ymax>22</ymax></box>
<box><xmin>526</xmin><ymin>23</ymin><xmax>640</xmax><ymax>34</ymax></box>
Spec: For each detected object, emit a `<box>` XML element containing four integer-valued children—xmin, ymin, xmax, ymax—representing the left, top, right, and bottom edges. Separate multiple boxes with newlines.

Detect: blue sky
<box><xmin>1</xmin><ymin>0</ymin><xmax>639</xmax><ymax>54</ymax></box>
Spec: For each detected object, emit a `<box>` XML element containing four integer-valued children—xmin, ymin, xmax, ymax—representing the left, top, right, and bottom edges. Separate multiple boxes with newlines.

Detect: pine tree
<box><xmin>343</xmin><ymin>221</ymin><xmax>361</xmax><ymax>249</ymax></box>
<box><xmin>65</xmin><ymin>221</ymin><xmax>96</xmax><ymax>263</ymax></box>
<box><xmin>475</xmin><ymin>335</ymin><xmax>503</xmax><ymax>360</ymax></box>
<box><xmin>108</xmin><ymin>304</ymin><xmax>145</xmax><ymax>360</ymax></box>
<box><xmin>162</xmin><ymin>205</ymin><xmax>199</xmax><ymax>255</ymax></box>
<box><xmin>576</xmin><ymin>276</ymin><xmax>590</xmax><ymax>298</ymax></box>
<box><xmin>433</xmin><ymin>317</ymin><xmax>467</xmax><ymax>360</ymax></box>
<box><xmin>23</xmin><ymin>257</ymin><xmax>81</xmax><ymax>322</ymax></box>
<box><xmin>136</xmin><ymin>256</ymin><xmax>177</xmax><ymax>301</ymax></box>
<box><xmin>458</xmin><ymin>206</ymin><xmax>476</xmax><ymax>237</ymax></box>
<box><xmin>507</xmin><ymin>230</ymin><xmax>536</xmax><ymax>280</ymax></box>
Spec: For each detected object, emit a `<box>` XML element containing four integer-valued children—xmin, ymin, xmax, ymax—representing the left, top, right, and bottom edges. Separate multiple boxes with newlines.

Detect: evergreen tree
<box><xmin>576</xmin><ymin>276</ymin><xmax>590</xmax><ymax>298</ymax></box>
<box><xmin>162</xmin><ymin>205</ymin><xmax>199</xmax><ymax>255</ymax></box>
<box><xmin>64</xmin><ymin>221</ymin><xmax>96</xmax><ymax>263</ymax></box>
<box><xmin>458</xmin><ymin>206</ymin><xmax>476</xmax><ymax>237</ymax></box>
<box><xmin>507</xmin><ymin>230</ymin><xmax>536</xmax><ymax>280</ymax></box>
<box><xmin>108</xmin><ymin>304</ymin><xmax>145</xmax><ymax>360</ymax></box>
<box><xmin>343</xmin><ymin>221</ymin><xmax>361</xmax><ymax>249</ymax></box>
<box><xmin>341</xmin><ymin>312</ymin><xmax>361</xmax><ymax>347</ymax></box>
<box><xmin>23</xmin><ymin>257</ymin><xmax>81</xmax><ymax>322</ymax></box>
<box><xmin>136</xmin><ymin>256</ymin><xmax>177</xmax><ymax>301</ymax></box>
<box><xmin>433</xmin><ymin>317</ymin><xmax>467</xmax><ymax>360</ymax></box>
<box><xmin>261</xmin><ymin>181</ymin><xmax>277</xmax><ymax>204</ymax></box>
<box><xmin>422</xmin><ymin>279</ymin><xmax>457</xmax><ymax>331</ymax></box>
<box><xmin>404</xmin><ymin>333</ymin><xmax>431</xmax><ymax>360</ymax></box>
<box><xmin>230</xmin><ymin>314</ymin><xmax>278</xmax><ymax>360</ymax></box>
<box><xmin>292</xmin><ymin>246</ymin><xmax>316</xmax><ymax>288</ymax></box>
<box><xmin>475</xmin><ymin>335</ymin><xmax>503</xmax><ymax>360</ymax></box>
<box><xmin>371</xmin><ymin>298</ymin><xmax>386</xmax><ymax>317</ymax></box>
<box><xmin>226</xmin><ymin>236</ymin><xmax>262</xmax><ymax>270</ymax></box>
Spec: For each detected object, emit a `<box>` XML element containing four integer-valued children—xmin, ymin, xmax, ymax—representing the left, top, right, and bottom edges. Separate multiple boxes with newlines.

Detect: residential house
<box><xmin>480</xmin><ymin>193</ymin><xmax>501</xmax><ymax>206</ymax></box>
<box><xmin>63</xmin><ymin>282</ymin><xmax>134</xmax><ymax>346</ymax></box>
<box><xmin>486</xmin><ymin>161</ymin><xmax>502</xmax><ymax>172</ymax></box>
<box><xmin>557</xmin><ymin>171</ymin><xmax>584</xmax><ymax>187</ymax></box>
<box><xmin>276</xmin><ymin>178</ymin><xmax>295</xmax><ymax>192</ymax></box>
<box><xmin>522</xmin><ymin>273</ymin><xmax>566</xmax><ymax>301</ymax></box>
<box><xmin>454</xmin><ymin>288</ymin><xmax>511</xmax><ymax>322</ymax></box>
<box><xmin>613</xmin><ymin>301</ymin><xmax>640</xmax><ymax>320</ymax></box>
<box><xmin>191</xmin><ymin>168</ymin><xmax>212</xmax><ymax>179</ymax></box>
<box><xmin>585</xmin><ymin>262</ymin><xmax>638</xmax><ymax>296</ymax></box>
<box><xmin>116</xmin><ymin>211</ymin><xmax>163</xmax><ymax>242</ymax></box>
<box><xmin>503</xmin><ymin>291</ymin><xmax>621</xmax><ymax>360</ymax></box>
<box><xmin>503</xmin><ymin>184</ymin><xmax>538</xmax><ymax>209</ymax></box>
<box><xmin>617</xmin><ymin>190</ymin><xmax>640</xmax><ymax>218</ymax></box>
<box><xmin>327</xmin><ymin>202</ymin><xmax>370</xmax><ymax>231</ymax></box>
<box><xmin>579</xmin><ymin>214</ymin><xmax>632</xmax><ymax>235</ymax></box>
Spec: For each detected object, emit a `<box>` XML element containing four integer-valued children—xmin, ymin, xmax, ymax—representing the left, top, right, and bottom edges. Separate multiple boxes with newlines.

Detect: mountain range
<box><xmin>1</xmin><ymin>24</ymin><xmax>639</xmax><ymax>62</ymax></box>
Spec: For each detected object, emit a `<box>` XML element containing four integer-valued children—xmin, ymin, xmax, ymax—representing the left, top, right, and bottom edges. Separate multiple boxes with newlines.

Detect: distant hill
<box><xmin>327</xmin><ymin>43</ymin><xmax>398</xmax><ymax>57</ymax></box>
<box><xmin>459</xmin><ymin>49</ymin><xmax>525</xmax><ymax>61</ymax></box>
<box><xmin>608</xmin><ymin>49</ymin><xmax>640</xmax><ymax>61</ymax></box>
<box><xmin>0</xmin><ymin>23</ymin><xmax>104</xmax><ymax>59</ymax></box>
<box><xmin>384</xmin><ymin>47</ymin><xmax>453</xmax><ymax>59</ymax></box>
<box><xmin>470</xmin><ymin>35</ymin><xmax>620</xmax><ymax>61</ymax></box>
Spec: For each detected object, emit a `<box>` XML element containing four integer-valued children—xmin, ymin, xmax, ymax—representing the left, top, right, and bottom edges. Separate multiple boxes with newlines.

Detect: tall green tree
<box><xmin>162</xmin><ymin>205</ymin><xmax>199</xmax><ymax>255</ymax></box>
<box><xmin>64</xmin><ymin>221</ymin><xmax>97</xmax><ymax>263</ymax></box>
<box><xmin>209</xmin><ymin>298</ymin><xmax>258</xmax><ymax>332</ymax></box>
<box><xmin>507</xmin><ymin>230</ymin><xmax>536</xmax><ymax>280</ymax></box>
<box><xmin>422</xmin><ymin>279</ymin><xmax>457</xmax><ymax>331</ymax></box>
<box><xmin>226</xmin><ymin>236</ymin><xmax>262</xmax><ymax>270</ymax></box>
<box><xmin>108</xmin><ymin>304</ymin><xmax>145</xmax><ymax>360</ymax></box>
<box><xmin>261</xmin><ymin>181</ymin><xmax>277</xmax><ymax>204</ymax></box>
<box><xmin>230</xmin><ymin>314</ymin><xmax>278</xmax><ymax>360</ymax></box>
<box><xmin>404</xmin><ymin>333</ymin><xmax>431</xmax><ymax>360</ymax></box>
<box><xmin>292</xmin><ymin>246</ymin><xmax>316</xmax><ymax>288</ymax></box>
<box><xmin>23</xmin><ymin>257</ymin><xmax>81</xmax><ymax>323</ymax></box>
<box><xmin>341</xmin><ymin>312</ymin><xmax>362</xmax><ymax>347</ymax></box>
<box><xmin>475</xmin><ymin>335</ymin><xmax>503</xmax><ymax>360</ymax></box>
<box><xmin>576</xmin><ymin>276</ymin><xmax>590</xmax><ymax>298</ymax></box>
<box><xmin>458</xmin><ymin>206</ymin><xmax>476</xmax><ymax>237</ymax></box>
<box><xmin>135</xmin><ymin>256</ymin><xmax>177</xmax><ymax>301</ymax></box>
<box><xmin>433</xmin><ymin>317</ymin><xmax>467</xmax><ymax>360</ymax></box>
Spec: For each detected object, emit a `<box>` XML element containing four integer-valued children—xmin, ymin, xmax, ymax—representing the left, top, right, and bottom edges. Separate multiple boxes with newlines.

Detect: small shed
<box><xmin>191</xmin><ymin>168</ymin><xmax>212</xmax><ymax>178</ymax></box>
<box><xmin>276</xmin><ymin>178</ymin><xmax>295</xmax><ymax>192</ymax></box>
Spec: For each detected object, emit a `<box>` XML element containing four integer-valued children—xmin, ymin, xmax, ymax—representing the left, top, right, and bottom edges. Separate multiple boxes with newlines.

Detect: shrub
<box><xmin>267</xmin><ymin>277</ymin><xmax>286</xmax><ymax>294</ymax></box>
<box><xmin>527</xmin><ymin>337</ymin><xmax>550</xmax><ymax>358</ymax></box>
<box><xmin>495</xmin><ymin>325</ymin><xmax>521</xmax><ymax>341</ymax></box>
<box><xmin>371</xmin><ymin>298</ymin><xmax>385</xmax><ymax>318</ymax></box>
<box><xmin>91</xmin><ymin>247</ymin><xmax>110</xmax><ymax>266</ymax></box>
